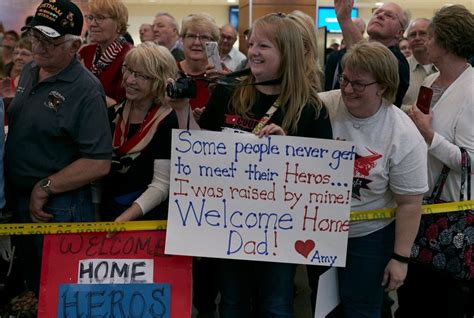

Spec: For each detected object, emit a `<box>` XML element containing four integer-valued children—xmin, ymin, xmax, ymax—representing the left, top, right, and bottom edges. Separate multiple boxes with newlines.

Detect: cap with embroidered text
<box><xmin>21</xmin><ymin>0</ymin><xmax>83</xmax><ymax>39</ymax></box>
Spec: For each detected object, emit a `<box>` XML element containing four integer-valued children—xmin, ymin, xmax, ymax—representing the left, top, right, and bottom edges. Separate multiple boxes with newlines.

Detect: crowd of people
<box><xmin>0</xmin><ymin>0</ymin><xmax>473</xmax><ymax>317</ymax></box>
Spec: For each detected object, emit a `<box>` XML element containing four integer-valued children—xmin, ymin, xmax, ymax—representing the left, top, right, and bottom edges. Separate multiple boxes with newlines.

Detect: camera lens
<box><xmin>166</xmin><ymin>82</ymin><xmax>177</xmax><ymax>99</ymax></box>
<box><xmin>166</xmin><ymin>76</ymin><xmax>197</xmax><ymax>99</ymax></box>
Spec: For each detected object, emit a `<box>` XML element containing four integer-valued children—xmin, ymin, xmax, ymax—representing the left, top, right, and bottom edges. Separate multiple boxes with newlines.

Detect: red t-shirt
<box><xmin>177</xmin><ymin>62</ymin><xmax>211</xmax><ymax>110</ymax></box>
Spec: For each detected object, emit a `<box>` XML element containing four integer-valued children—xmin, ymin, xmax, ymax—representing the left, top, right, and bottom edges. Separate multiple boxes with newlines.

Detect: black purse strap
<box><xmin>459</xmin><ymin>147</ymin><xmax>471</xmax><ymax>201</ymax></box>
<box><xmin>429</xmin><ymin>164</ymin><xmax>450</xmax><ymax>203</ymax></box>
<box><xmin>429</xmin><ymin>147</ymin><xmax>471</xmax><ymax>202</ymax></box>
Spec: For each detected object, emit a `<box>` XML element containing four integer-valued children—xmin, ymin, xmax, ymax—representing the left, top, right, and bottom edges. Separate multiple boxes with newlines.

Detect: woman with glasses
<box><xmin>78</xmin><ymin>0</ymin><xmax>132</xmax><ymax>107</ymax></box>
<box><xmin>396</xmin><ymin>5</ymin><xmax>474</xmax><ymax>318</ymax></box>
<box><xmin>178</xmin><ymin>13</ymin><xmax>221</xmax><ymax>115</ymax></box>
<box><xmin>0</xmin><ymin>38</ymin><xmax>33</xmax><ymax>125</ymax></box>
<box><xmin>176</xmin><ymin>16</ymin><xmax>223</xmax><ymax>316</ymax></box>
<box><xmin>318</xmin><ymin>41</ymin><xmax>427</xmax><ymax>318</ymax></box>
<box><xmin>100</xmin><ymin>42</ymin><xmax>178</xmax><ymax>223</ymax></box>
<box><xmin>9</xmin><ymin>38</ymin><xmax>33</xmax><ymax>90</ymax></box>
<box><xmin>170</xmin><ymin>12</ymin><xmax>332</xmax><ymax>317</ymax></box>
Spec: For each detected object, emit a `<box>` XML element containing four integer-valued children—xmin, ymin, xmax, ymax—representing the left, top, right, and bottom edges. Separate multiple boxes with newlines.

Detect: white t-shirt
<box><xmin>319</xmin><ymin>90</ymin><xmax>428</xmax><ymax>237</ymax></box>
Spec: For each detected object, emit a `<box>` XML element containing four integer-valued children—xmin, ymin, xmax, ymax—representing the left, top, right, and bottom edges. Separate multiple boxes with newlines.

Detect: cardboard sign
<box><xmin>39</xmin><ymin>231</ymin><xmax>192</xmax><ymax>318</ymax></box>
<box><xmin>166</xmin><ymin>130</ymin><xmax>355</xmax><ymax>266</ymax></box>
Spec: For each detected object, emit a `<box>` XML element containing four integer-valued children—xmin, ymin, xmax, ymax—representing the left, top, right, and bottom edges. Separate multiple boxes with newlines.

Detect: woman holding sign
<box><xmin>318</xmin><ymin>41</ymin><xmax>428</xmax><ymax>317</ymax></box>
<box><xmin>101</xmin><ymin>42</ymin><xmax>178</xmax><ymax>222</ymax></box>
<box><xmin>170</xmin><ymin>12</ymin><xmax>332</xmax><ymax>318</ymax></box>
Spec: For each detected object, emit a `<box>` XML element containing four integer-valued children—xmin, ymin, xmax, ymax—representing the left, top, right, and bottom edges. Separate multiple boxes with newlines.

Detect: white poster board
<box><xmin>314</xmin><ymin>268</ymin><xmax>340</xmax><ymax>318</ymax></box>
<box><xmin>165</xmin><ymin>130</ymin><xmax>354</xmax><ymax>266</ymax></box>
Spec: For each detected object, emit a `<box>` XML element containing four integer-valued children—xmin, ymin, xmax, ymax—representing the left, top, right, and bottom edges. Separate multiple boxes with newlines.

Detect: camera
<box><xmin>166</xmin><ymin>76</ymin><xmax>197</xmax><ymax>99</ymax></box>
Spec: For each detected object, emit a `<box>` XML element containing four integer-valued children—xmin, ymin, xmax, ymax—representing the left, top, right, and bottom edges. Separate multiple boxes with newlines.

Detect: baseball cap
<box><xmin>21</xmin><ymin>0</ymin><xmax>83</xmax><ymax>39</ymax></box>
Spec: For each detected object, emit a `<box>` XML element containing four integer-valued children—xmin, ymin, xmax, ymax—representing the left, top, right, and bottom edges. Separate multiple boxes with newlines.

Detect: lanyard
<box><xmin>251</xmin><ymin>98</ymin><xmax>281</xmax><ymax>134</ymax></box>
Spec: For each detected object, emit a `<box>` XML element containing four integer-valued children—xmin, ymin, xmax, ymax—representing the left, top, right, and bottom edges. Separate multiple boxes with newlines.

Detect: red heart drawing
<box><xmin>294</xmin><ymin>239</ymin><xmax>315</xmax><ymax>258</ymax></box>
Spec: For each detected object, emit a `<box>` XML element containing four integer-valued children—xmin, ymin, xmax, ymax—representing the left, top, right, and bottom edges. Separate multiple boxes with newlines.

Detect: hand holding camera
<box><xmin>166</xmin><ymin>75</ymin><xmax>197</xmax><ymax>99</ymax></box>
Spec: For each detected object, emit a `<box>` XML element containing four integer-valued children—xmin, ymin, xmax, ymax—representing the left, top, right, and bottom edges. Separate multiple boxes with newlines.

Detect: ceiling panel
<box><xmin>10</xmin><ymin>0</ymin><xmax>452</xmax><ymax>10</ymax></box>
<box><xmin>321</xmin><ymin>0</ymin><xmax>473</xmax><ymax>10</ymax></box>
<box><xmin>120</xmin><ymin>0</ymin><xmax>473</xmax><ymax>10</ymax></box>
<box><xmin>122</xmin><ymin>0</ymin><xmax>234</xmax><ymax>4</ymax></box>
<box><xmin>2</xmin><ymin>0</ymin><xmax>472</xmax><ymax>13</ymax></box>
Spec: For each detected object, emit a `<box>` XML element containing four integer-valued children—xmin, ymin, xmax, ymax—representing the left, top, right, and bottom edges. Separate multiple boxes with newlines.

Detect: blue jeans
<box><xmin>217</xmin><ymin>259</ymin><xmax>296</xmax><ymax>318</ymax></box>
<box><xmin>338</xmin><ymin>222</ymin><xmax>395</xmax><ymax>318</ymax></box>
<box><xmin>11</xmin><ymin>186</ymin><xmax>95</xmax><ymax>294</ymax></box>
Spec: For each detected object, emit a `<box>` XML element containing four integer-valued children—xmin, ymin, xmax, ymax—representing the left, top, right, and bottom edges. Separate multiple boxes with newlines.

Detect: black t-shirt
<box><xmin>101</xmin><ymin>105</ymin><xmax>178</xmax><ymax>220</ymax></box>
<box><xmin>199</xmin><ymin>85</ymin><xmax>333</xmax><ymax>140</ymax></box>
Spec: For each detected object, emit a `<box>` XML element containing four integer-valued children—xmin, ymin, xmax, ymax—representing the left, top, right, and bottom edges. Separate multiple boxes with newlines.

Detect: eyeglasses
<box><xmin>184</xmin><ymin>33</ymin><xmax>213</xmax><ymax>43</ymax></box>
<box><xmin>220</xmin><ymin>34</ymin><xmax>236</xmax><ymax>42</ymax></box>
<box><xmin>407</xmin><ymin>30</ymin><xmax>428</xmax><ymax>40</ymax></box>
<box><xmin>373</xmin><ymin>9</ymin><xmax>404</xmax><ymax>29</ymax></box>
<box><xmin>84</xmin><ymin>14</ymin><xmax>111</xmax><ymax>25</ymax></box>
<box><xmin>13</xmin><ymin>50</ymin><xmax>32</xmax><ymax>58</ymax></box>
<box><xmin>28</xmin><ymin>32</ymin><xmax>72</xmax><ymax>50</ymax></box>
<box><xmin>338</xmin><ymin>75</ymin><xmax>378</xmax><ymax>93</ymax></box>
<box><xmin>121</xmin><ymin>64</ymin><xmax>153</xmax><ymax>82</ymax></box>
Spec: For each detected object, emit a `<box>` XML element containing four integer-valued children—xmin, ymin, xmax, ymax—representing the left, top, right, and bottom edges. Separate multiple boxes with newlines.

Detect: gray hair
<box><xmin>155</xmin><ymin>12</ymin><xmax>180</xmax><ymax>34</ymax></box>
<box><xmin>64</xmin><ymin>34</ymin><xmax>82</xmax><ymax>49</ymax></box>
<box><xmin>399</xmin><ymin>8</ymin><xmax>411</xmax><ymax>30</ymax></box>
<box><xmin>352</xmin><ymin>17</ymin><xmax>366</xmax><ymax>35</ymax></box>
<box><xmin>180</xmin><ymin>13</ymin><xmax>219</xmax><ymax>41</ymax></box>
<box><xmin>406</xmin><ymin>17</ymin><xmax>431</xmax><ymax>34</ymax></box>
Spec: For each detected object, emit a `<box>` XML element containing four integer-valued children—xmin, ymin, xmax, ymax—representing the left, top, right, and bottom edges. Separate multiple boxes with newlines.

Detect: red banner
<box><xmin>38</xmin><ymin>230</ymin><xmax>192</xmax><ymax>317</ymax></box>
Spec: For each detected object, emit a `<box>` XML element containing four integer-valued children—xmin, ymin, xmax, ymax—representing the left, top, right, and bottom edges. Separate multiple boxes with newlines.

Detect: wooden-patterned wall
<box><xmin>238</xmin><ymin>0</ymin><xmax>317</xmax><ymax>55</ymax></box>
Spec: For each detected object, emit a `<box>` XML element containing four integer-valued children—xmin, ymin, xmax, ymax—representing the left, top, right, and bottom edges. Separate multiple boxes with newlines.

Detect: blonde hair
<box><xmin>88</xmin><ymin>0</ymin><xmax>129</xmax><ymax>35</ymax></box>
<box><xmin>123</xmin><ymin>42</ymin><xmax>178</xmax><ymax>105</ymax></box>
<box><xmin>232</xmin><ymin>12</ymin><xmax>324</xmax><ymax>134</ymax></box>
<box><xmin>288</xmin><ymin>11</ymin><xmax>323</xmax><ymax>93</ymax></box>
<box><xmin>341</xmin><ymin>41</ymin><xmax>399</xmax><ymax>104</ymax></box>
<box><xmin>180</xmin><ymin>13</ymin><xmax>220</xmax><ymax>42</ymax></box>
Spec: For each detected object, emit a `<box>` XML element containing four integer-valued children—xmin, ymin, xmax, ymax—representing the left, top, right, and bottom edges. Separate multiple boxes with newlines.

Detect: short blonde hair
<box><xmin>123</xmin><ymin>42</ymin><xmax>178</xmax><ymax>105</ymax></box>
<box><xmin>341</xmin><ymin>41</ymin><xmax>399</xmax><ymax>104</ymax></box>
<box><xmin>180</xmin><ymin>13</ymin><xmax>220</xmax><ymax>42</ymax></box>
<box><xmin>89</xmin><ymin>0</ymin><xmax>128</xmax><ymax>35</ymax></box>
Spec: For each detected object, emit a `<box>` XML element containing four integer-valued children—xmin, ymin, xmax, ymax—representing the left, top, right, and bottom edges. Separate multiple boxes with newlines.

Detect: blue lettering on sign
<box><xmin>57</xmin><ymin>283</ymin><xmax>170</xmax><ymax>318</ymax></box>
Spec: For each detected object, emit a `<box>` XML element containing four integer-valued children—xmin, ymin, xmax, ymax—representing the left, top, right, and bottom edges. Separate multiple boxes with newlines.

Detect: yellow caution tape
<box><xmin>0</xmin><ymin>220</ymin><xmax>167</xmax><ymax>236</ymax></box>
<box><xmin>350</xmin><ymin>200</ymin><xmax>474</xmax><ymax>221</ymax></box>
<box><xmin>0</xmin><ymin>200</ymin><xmax>472</xmax><ymax>235</ymax></box>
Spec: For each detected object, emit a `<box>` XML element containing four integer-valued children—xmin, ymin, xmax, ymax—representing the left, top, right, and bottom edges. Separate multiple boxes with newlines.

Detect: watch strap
<box><xmin>392</xmin><ymin>252</ymin><xmax>410</xmax><ymax>264</ymax></box>
<box><xmin>40</xmin><ymin>178</ymin><xmax>53</xmax><ymax>195</ymax></box>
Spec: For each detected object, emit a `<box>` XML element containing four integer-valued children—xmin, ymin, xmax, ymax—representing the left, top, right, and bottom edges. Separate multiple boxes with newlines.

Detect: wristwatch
<box><xmin>39</xmin><ymin>178</ymin><xmax>53</xmax><ymax>195</ymax></box>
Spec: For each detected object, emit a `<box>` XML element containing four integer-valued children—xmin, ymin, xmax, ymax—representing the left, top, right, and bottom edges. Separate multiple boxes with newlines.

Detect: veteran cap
<box><xmin>21</xmin><ymin>0</ymin><xmax>83</xmax><ymax>38</ymax></box>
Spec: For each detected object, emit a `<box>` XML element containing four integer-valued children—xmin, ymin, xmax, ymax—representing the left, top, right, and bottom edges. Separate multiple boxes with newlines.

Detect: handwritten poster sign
<box><xmin>38</xmin><ymin>231</ymin><xmax>192</xmax><ymax>318</ymax></box>
<box><xmin>166</xmin><ymin>130</ymin><xmax>355</xmax><ymax>266</ymax></box>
